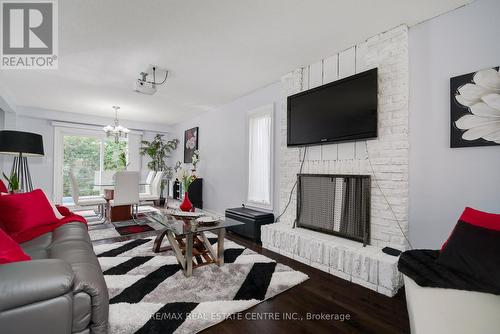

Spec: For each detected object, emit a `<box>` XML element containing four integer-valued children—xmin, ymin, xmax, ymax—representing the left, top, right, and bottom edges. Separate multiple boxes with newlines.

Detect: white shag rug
<box><xmin>93</xmin><ymin>235</ymin><xmax>308</xmax><ymax>333</ymax></box>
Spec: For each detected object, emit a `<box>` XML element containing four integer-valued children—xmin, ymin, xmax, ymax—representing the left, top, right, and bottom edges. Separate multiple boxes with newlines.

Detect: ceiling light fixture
<box><xmin>134</xmin><ymin>65</ymin><xmax>168</xmax><ymax>95</ymax></box>
<box><xmin>103</xmin><ymin>106</ymin><xmax>130</xmax><ymax>143</ymax></box>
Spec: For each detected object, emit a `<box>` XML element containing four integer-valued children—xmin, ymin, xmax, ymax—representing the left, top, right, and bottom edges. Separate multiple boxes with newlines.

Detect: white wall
<box><xmin>172</xmin><ymin>82</ymin><xmax>282</xmax><ymax>216</ymax></box>
<box><xmin>409</xmin><ymin>0</ymin><xmax>500</xmax><ymax>248</ymax></box>
<box><xmin>1</xmin><ymin>109</ymin><xmax>17</xmax><ymax>174</ymax></box>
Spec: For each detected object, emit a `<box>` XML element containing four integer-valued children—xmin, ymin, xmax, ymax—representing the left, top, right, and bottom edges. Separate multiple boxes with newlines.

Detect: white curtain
<box><xmin>127</xmin><ymin>132</ymin><xmax>142</xmax><ymax>172</ymax></box>
<box><xmin>248</xmin><ymin>111</ymin><xmax>272</xmax><ymax>206</ymax></box>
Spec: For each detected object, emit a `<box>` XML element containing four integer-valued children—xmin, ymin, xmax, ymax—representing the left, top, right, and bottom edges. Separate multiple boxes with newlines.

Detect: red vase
<box><xmin>180</xmin><ymin>192</ymin><xmax>194</xmax><ymax>212</ymax></box>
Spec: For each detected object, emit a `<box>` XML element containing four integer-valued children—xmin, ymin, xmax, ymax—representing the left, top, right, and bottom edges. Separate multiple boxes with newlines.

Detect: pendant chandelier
<box><xmin>103</xmin><ymin>106</ymin><xmax>130</xmax><ymax>143</ymax></box>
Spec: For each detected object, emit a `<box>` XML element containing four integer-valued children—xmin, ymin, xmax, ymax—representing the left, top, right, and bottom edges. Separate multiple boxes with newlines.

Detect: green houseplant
<box><xmin>139</xmin><ymin>134</ymin><xmax>179</xmax><ymax>206</ymax></box>
<box><xmin>3</xmin><ymin>172</ymin><xmax>19</xmax><ymax>193</ymax></box>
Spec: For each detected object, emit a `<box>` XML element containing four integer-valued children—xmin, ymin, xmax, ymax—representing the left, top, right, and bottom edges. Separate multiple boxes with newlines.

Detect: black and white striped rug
<box><xmin>93</xmin><ymin>235</ymin><xmax>308</xmax><ymax>333</ymax></box>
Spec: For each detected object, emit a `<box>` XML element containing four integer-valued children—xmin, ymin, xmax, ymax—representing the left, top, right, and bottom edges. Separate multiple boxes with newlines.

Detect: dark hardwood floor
<box><xmin>91</xmin><ymin>225</ymin><xmax>410</xmax><ymax>334</ymax></box>
<box><xmin>204</xmin><ymin>232</ymin><xmax>410</xmax><ymax>334</ymax></box>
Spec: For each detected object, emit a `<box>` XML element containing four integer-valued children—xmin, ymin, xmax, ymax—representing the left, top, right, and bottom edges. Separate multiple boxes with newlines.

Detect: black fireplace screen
<box><xmin>296</xmin><ymin>174</ymin><xmax>371</xmax><ymax>246</ymax></box>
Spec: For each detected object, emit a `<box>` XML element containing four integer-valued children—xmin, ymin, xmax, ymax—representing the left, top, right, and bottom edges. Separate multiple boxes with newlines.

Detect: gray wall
<box><xmin>172</xmin><ymin>82</ymin><xmax>282</xmax><ymax>215</ymax></box>
<box><xmin>409</xmin><ymin>0</ymin><xmax>500</xmax><ymax>248</ymax></box>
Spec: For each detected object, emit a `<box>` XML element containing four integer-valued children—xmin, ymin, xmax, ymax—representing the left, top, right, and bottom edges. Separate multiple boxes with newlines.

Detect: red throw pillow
<box><xmin>0</xmin><ymin>228</ymin><xmax>31</xmax><ymax>264</ymax></box>
<box><xmin>459</xmin><ymin>207</ymin><xmax>500</xmax><ymax>231</ymax></box>
<box><xmin>0</xmin><ymin>189</ymin><xmax>58</xmax><ymax>243</ymax></box>
<box><xmin>0</xmin><ymin>180</ymin><xmax>8</xmax><ymax>193</ymax></box>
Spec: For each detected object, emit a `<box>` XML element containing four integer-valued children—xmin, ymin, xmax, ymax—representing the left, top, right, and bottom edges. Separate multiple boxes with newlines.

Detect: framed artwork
<box><xmin>450</xmin><ymin>66</ymin><xmax>500</xmax><ymax>148</ymax></box>
<box><xmin>184</xmin><ymin>127</ymin><xmax>199</xmax><ymax>163</ymax></box>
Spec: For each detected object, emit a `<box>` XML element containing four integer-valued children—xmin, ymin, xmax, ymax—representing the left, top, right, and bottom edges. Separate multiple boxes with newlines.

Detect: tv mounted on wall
<box><xmin>287</xmin><ymin>68</ymin><xmax>378</xmax><ymax>147</ymax></box>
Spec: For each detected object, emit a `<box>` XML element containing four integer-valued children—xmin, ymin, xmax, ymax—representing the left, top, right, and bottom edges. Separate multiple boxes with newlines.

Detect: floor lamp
<box><xmin>0</xmin><ymin>130</ymin><xmax>44</xmax><ymax>193</ymax></box>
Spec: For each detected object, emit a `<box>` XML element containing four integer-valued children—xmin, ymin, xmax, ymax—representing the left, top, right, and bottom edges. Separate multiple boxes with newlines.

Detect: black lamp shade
<box><xmin>0</xmin><ymin>130</ymin><xmax>44</xmax><ymax>156</ymax></box>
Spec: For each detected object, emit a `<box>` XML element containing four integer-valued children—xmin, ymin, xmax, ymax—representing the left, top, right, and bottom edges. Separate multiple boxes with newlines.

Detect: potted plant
<box><xmin>139</xmin><ymin>134</ymin><xmax>179</xmax><ymax>206</ymax></box>
<box><xmin>178</xmin><ymin>167</ymin><xmax>196</xmax><ymax>212</ymax></box>
<box><xmin>161</xmin><ymin>161</ymin><xmax>181</xmax><ymax>204</ymax></box>
<box><xmin>3</xmin><ymin>172</ymin><xmax>19</xmax><ymax>194</ymax></box>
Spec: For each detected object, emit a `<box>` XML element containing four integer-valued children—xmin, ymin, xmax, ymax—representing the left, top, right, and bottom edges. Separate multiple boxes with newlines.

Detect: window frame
<box><xmin>245</xmin><ymin>104</ymin><xmax>274</xmax><ymax>211</ymax></box>
<box><xmin>53</xmin><ymin>122</ymin><xmax>133</xmax><ymax>204</ymax></box>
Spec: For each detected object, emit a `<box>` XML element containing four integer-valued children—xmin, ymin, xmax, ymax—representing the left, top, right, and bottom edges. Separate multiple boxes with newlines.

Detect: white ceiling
<box><xmin>0</xmin><ymin>0</ymin><xmax>471</xmax><ymax>125</ymax></box>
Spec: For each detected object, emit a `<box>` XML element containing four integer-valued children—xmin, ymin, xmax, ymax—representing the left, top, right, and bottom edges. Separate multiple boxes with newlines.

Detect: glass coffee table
<box><xmin>145</xmin><ymin>210</ymin><xmax>243</xmax><ymax>277</ymax></box>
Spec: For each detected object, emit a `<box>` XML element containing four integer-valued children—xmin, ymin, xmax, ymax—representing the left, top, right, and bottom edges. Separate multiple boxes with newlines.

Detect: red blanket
<box><xmin>56</xmin><ymin>205</ymin><xmax>88</xmax><ymax>225</ymax></box>
<box><xmin>14</xmin><ymin>205</ymin><xmax>87</xmax><ymax>243</ymax></box>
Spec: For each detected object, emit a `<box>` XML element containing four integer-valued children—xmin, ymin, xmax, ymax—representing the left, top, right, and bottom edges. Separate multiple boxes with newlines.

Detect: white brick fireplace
<box><xmin>262</xmin><ymin>25</ymin><xmax>409</xmax><ymax>296</ymax></box>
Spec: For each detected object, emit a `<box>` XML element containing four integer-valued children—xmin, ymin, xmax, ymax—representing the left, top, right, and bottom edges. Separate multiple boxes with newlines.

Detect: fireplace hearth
<box><xmin>296</xmin><ymin>174</ymin><xmax>371</xmax><ymax>246</ymax></box>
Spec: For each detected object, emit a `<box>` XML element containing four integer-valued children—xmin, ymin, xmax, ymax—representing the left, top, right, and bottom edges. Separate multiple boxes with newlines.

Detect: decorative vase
<box><xmin>180</xmin><ymin>192</ymin><xmax>193</xmax><ymax>212</ymax></box>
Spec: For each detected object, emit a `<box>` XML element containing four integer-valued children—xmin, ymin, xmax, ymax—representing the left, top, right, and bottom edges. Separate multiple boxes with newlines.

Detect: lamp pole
<box><xmin>11</xmin><ymin>152</ymin><xmax>33</xmax><ymax>192</ymax></box>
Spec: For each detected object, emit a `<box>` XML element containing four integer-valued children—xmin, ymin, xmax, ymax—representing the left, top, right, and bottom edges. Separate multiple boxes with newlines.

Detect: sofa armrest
<box><xmin>0</xmin><ymin>259</ymin><xmax>74</xmax><ymax>311</ymax></box>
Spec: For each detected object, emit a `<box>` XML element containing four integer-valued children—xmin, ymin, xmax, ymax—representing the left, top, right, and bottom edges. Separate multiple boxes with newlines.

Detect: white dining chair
<box><xmin>140</xmin><ymin>171</ymin><xmax>156</xmax><ymax>197</ymax></box>
<box><xmin>139</xmin><ymin>171</ymin><xmax>164</xmax><ymax>203</ymax></box>
<box><xmin>69</xmin><ymin>170</ymin><xmax>107</xmax><ymax>218</ymax></box>
<box><xmin>92</xmin><ymin>170</ymin><xmax>115</xmax><ymax>192</ymax></box>
<box><xmin>110</xmin><ymin>171</ymin><xmax>140</xmax><ymax>217</ymax></box>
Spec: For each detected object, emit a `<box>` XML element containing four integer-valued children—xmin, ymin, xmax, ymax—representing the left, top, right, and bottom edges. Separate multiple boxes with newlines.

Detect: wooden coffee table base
<box><xmin>153</xmin><ymin>229</ymin><xmax>225</xmax><ymax>277</ymax></box>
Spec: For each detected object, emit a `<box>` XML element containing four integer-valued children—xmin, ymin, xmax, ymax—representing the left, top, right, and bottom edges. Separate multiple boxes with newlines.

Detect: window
<box><xmin>62</xmin><ymin>135</ymin><xmax>101</xmax><ymax>199</ymax></box>
<box><xmin>247</xmin><ymin>104</ymin><xmax>273</xmax><ymax>208</ymax></box>
<box><xmin>62</xmin><ymin>136</ymin><xmax>128</xmax><ymax>200</ymax></box>
<box><xmin>54</xmin><ymin>124</ymin><xmax>129</xmax><ymax>204</ymax></box>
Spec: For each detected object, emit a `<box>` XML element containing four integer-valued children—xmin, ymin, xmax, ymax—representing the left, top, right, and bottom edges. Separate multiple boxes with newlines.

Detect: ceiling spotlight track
<box><xmin>134</xmin><ymin>65</ymin><xmax>168</xmax><ymax>95</ymax></box>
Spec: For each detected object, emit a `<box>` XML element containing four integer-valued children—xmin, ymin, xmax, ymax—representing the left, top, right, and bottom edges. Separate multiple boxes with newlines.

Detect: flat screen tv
<box><xmin>287</xmin><ymin>68</ymin><xmax>378</xmax><ymax>147</ymax></box>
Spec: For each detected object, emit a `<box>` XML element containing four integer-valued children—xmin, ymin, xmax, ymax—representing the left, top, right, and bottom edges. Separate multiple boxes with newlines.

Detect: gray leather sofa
<box><xmin>0</xmin><ymin>222</ymin><xmax>109</xmax><ymax>334</ymax></box>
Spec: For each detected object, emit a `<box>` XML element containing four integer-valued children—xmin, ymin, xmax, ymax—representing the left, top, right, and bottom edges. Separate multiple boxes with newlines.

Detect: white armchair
<box><xmin>69</xmin><ymin>170</ymin><xmax>106</xmax><ymax>217</ymax></box>
<box><xmin>93</xmin><ymin>171</ymin><xmax>115</xmax><ymax>192</ymax></box>
<box><xmin>139</xmin><ymin>171</ymin><xmax>164</xmax><ymax>203</ymax></box>
<box><xmin>139</xmin><ymin>171</ymin><xmax>156</xmax><ymax>197</ymax></box>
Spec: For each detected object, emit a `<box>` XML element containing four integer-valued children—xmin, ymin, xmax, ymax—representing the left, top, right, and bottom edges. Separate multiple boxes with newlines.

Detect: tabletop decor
<box><xmin>167</xmin><ymin>209</ymin><xmax>203</xmax><ymax>219</ymax></box>
<box><xmin>451</xmin><ymin>66</ymin><xmax>500</xmax><ymax>148</ymax></box>
<box><xmin>195</xmin><ymin>215</ymin><xmax>218</xmax><ymax>226</ymax></box>
<box><xmin>178</xmin><ymin>168</ymin><xmax>196</xmax><ymax>212</ymax></box>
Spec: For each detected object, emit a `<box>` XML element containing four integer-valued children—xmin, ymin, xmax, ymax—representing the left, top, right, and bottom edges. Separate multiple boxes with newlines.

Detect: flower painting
<box><xmin>184</xmin><ymin>127</ymin><xmax>199</xmax><ymax>163</ymax></box>
<box><xmin>451</xmin><ymin>66</ymin><xmax>500</xmax><ymax>148</ymax></box>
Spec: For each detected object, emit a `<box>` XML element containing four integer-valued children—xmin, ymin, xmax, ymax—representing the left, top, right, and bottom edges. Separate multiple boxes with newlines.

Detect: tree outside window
<box><xmin>63</xmin><ymin>136</ymin><xmax>128</xmax><ymax>198</ymax></box>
